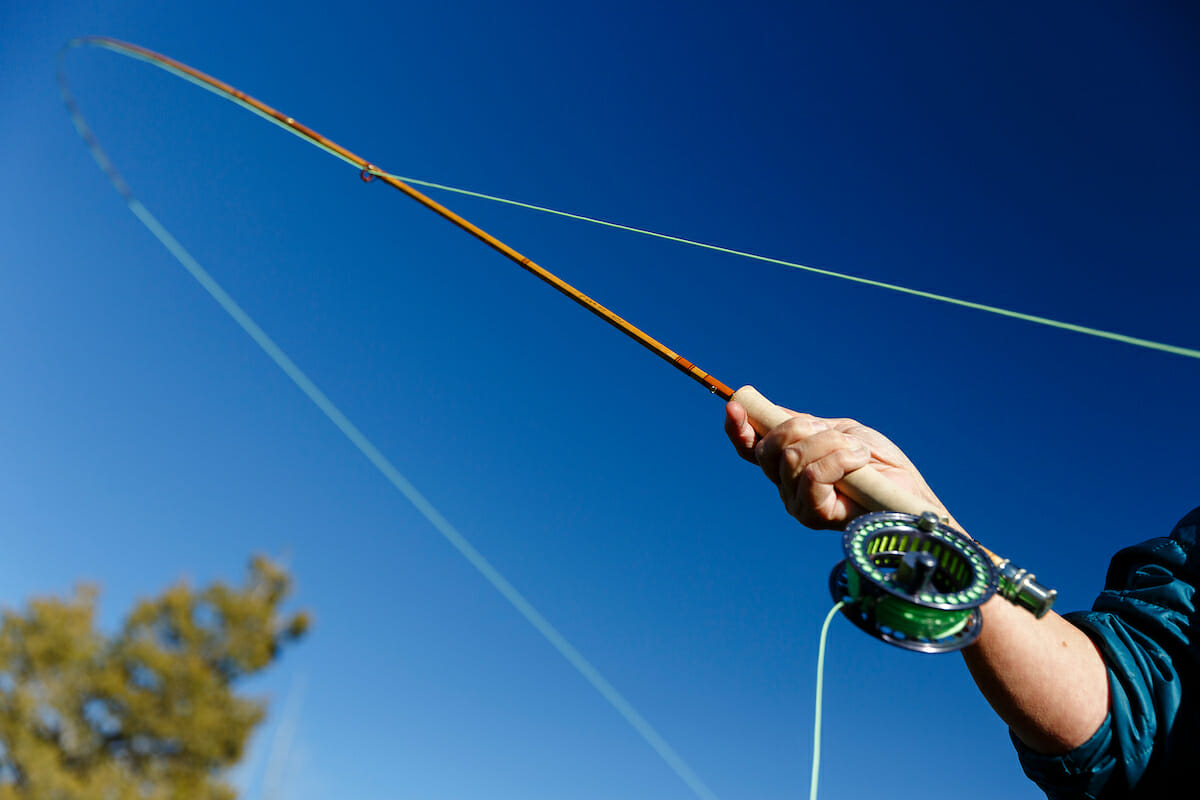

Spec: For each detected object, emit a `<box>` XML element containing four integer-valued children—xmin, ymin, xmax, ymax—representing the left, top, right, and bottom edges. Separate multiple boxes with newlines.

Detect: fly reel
<box><xmin>828</xmin><ymin>511</ymin><xmax>998</xmax><ymax>653</ymax></box>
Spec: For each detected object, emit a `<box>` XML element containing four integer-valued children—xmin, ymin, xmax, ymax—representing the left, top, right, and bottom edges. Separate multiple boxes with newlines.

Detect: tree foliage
<box><xmin>0</xmin><ymin>557</ymin><xmax>308</xmax><ymax>800</ymax></box>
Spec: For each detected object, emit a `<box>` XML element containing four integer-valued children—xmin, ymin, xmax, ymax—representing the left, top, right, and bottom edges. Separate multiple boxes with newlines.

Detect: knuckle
<box><xmin>781</xmin><ymin>446</ymin><xmax>803</xmax><ymax>474</ymax></box>
<box><xmin>804</xmin><ymin>458</ymin><xmax>840</xmax><ymax>485</ymax></box>
<box><xmin>778</xmin><ymin>415</ymin><xmax>824</xmax><ymax>441</ymax></box>
<box><xmin>754</xmin><ymin>440</ymin><xmax>771</xmax><ymax>467</ymax></box>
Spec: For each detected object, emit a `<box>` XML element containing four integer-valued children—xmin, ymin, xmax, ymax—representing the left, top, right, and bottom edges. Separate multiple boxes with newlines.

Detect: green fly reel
<box><xmin>829</xmin><ymin>511</ymin><xmax>999</xmax><ymax>653</ymax></box>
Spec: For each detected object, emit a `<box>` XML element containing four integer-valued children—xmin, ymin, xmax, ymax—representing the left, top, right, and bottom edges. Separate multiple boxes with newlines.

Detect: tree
<box><xmin>0</xmin><ymin>557</ymin><xmax>308</xmax><ymax>800</ymax></box>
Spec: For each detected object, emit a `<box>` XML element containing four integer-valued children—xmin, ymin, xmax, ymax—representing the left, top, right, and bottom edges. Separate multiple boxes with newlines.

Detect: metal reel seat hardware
<box><xmin>829</xmin><ymin>511</ymin><xmax>998</xmax><ymax>653</ymax></box>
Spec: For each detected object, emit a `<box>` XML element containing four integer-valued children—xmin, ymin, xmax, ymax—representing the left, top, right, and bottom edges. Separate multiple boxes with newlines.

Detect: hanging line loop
<box><xmin>811</xmin><ymin>600</ymin><xmax>845</xmax><ymax>800</ymax></box>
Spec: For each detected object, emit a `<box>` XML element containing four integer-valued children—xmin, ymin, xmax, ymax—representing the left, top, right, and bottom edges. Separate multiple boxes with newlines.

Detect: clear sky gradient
<box><xmin>3</xmin><ymin>2</ymin><xmax>1198</xmax><ymax>799</ymax></box>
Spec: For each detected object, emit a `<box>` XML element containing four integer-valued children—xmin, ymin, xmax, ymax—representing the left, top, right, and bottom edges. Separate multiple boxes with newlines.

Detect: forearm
<box><xmin>962</xmin><ymin>596</ymin><xmax>1109</xmax><ymax>754</ymax></box>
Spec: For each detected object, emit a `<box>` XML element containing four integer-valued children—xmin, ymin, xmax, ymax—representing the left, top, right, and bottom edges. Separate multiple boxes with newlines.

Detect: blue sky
<box><xmin>2</xmin><ymin>2</ymin><xmax>1199</xmax><ymax>799</ymax></box>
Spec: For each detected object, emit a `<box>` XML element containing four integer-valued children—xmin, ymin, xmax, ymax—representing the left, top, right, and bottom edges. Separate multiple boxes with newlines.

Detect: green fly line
<box><xmin>66</xmin><ymin>39</ymin><xmax>1200</xmax><ymax>363</ymax></box>
<box><xmin>375</xmin><ymin>175</ymin><xmax>1200</xmax><ymax>362</ymax></box>
<box><xmin>871</xmin><ymin>596</ymin><xmax>972</xmax><ymax>639</ymax></box>
<box><xmin>811</xmin><ymin>600</ymin><xmax>845</xmax><ymax>800</ymax></box>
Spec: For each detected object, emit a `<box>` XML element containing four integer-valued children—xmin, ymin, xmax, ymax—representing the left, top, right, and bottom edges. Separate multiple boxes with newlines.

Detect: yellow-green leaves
<box><xmin>0</xmin><ymin>558</ymin><xmax>306</xmax><ymax>800</ymax></box>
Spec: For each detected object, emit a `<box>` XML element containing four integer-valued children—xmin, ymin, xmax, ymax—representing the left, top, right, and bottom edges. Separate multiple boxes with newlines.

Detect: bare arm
<box><xmin>724</xmin><ymin>400</ymin><xmax>1109</xmax><ymax>754</ymax></box>
<box><xmin>966</xmin><ymin>597</ymin><xmax>1108</xmax><ymax>753</ymax></box>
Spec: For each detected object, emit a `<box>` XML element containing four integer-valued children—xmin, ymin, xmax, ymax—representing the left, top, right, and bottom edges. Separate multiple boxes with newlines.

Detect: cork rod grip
<box><xmin>730</xmin><ymin>385</ymin><xmax>942</xmax><ymax>518</ymax></box>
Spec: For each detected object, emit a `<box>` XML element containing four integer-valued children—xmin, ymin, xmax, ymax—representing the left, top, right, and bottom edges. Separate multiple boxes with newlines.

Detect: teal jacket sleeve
<box><xmin>1011</xmin><ymin>506</ymin><xmax>1200</xmax><ymax>799</ymax></box>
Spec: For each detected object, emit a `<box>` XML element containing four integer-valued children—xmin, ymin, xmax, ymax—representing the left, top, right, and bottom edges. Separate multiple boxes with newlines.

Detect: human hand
<box><xmin>724</xmin><ymin>400</ymin><xmax>954</xmax><ymax>530</ymax></box>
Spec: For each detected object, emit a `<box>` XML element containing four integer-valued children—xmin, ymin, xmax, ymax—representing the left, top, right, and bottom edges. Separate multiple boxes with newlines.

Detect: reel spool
<box><xmin>829</xmin><ymin>511</ymin><xmax>997</xmax><ymax>653</ymax></box>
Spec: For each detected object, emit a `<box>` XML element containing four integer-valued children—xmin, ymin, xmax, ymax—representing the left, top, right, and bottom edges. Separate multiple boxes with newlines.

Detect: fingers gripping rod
<box><xmin>735</xmin><ymin>388</ymin><xmax>1055</xmax><ymax>619</ymax></box>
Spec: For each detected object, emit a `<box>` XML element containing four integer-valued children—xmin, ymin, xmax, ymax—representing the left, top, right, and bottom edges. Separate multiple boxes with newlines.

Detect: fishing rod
<box><xmin>61</xmin><ymin>36</ymin><xmax>1054</xmax><ymax>652</ymax></box>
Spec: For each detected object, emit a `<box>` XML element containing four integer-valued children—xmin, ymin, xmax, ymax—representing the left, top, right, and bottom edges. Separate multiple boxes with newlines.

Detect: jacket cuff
<box><xmin>1010</xmin><ymin>713</ymin><xmax>1117</xmax><ymax>800</ymax></box>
